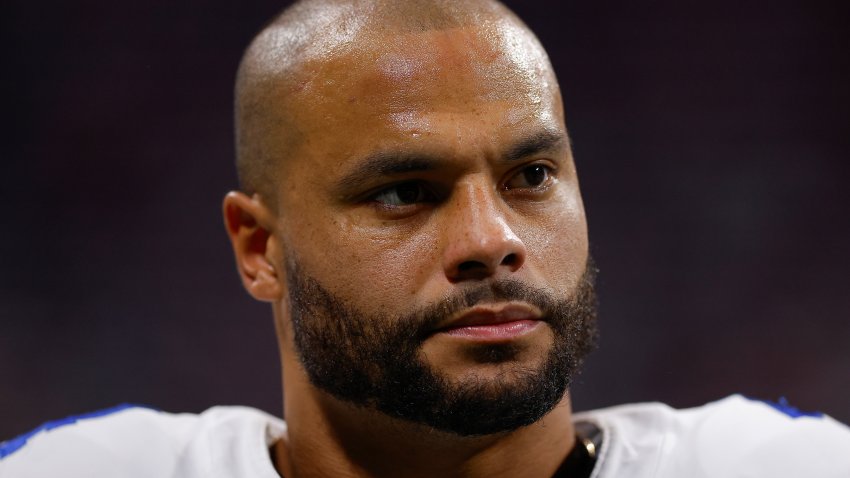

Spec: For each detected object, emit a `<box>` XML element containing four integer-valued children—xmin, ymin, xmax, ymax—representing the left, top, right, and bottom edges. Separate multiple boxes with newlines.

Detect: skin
<box><xmin>223</xmin><ymin>10</ymin><xmax>590</xmax><ymax>478</ymax></box>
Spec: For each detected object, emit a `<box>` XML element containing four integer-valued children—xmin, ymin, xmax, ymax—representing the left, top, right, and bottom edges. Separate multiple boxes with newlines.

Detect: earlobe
<box><xmin>223</xmin><ymin>191</ymin><xmax>283</xmax><ymax>302</ymax></box>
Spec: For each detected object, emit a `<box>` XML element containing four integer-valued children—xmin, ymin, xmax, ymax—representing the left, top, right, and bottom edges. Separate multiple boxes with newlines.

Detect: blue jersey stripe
<box><xmin>0</xmin><ymin>404</ymin><xmax>156</xmax><ymax>460</ymax></box>
<box><xmin>744</xmin><ymin>395</ymin><xmax>824</xmax><ymax>419</ymax></box>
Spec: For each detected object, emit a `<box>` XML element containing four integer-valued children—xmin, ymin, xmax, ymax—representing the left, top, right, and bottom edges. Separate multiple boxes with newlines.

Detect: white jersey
<box><xmin>2</xmin><ymin>395</ymin><xmax>849</xmax><ymax>477</ymax></box>
<box><xmin>0</xmin><ymin>405</ymin><xmax>287</xmax><ymax>478</ymax></box>
<box><xmin>575</xmin><ymin>395</ymin><xmax>850</xmax><ymax>478</ymax></box>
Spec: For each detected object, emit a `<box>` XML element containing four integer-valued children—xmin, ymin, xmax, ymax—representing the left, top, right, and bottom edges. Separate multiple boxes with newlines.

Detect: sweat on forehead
<box><xmin>234</xmin><ymin>0</ymin><xmax>560</xmax><ymax>209</ymax></box>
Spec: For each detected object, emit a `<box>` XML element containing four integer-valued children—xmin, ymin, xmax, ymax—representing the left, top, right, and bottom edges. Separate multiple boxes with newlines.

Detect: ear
<box><xmin>223</xmin><ymin>191</ymin><xmax>282</xmax><ymax>302</ymax></box>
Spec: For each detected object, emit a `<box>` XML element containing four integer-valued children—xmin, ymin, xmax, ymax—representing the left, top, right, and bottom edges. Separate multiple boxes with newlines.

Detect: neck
<box><xmin>274</xmin><ymin>347</ymin><xmax>576</xmax><ymax>478</ymax></box>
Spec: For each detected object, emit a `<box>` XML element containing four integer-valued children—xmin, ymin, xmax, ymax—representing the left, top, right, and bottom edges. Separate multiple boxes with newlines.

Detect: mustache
<box><xmin>402</xmin><ymin>280</ymin><xmax>566</xmax><ymax>339</ymax></box>
<box><xmin>287</xmin><ymin>256</ymin><xmax>597</xmax><ymax>344</ymax></box>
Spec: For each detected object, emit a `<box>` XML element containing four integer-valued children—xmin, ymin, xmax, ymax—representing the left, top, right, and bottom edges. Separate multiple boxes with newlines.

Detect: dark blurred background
<box><xmin>3</xmin><ymin>0</ymin><xmax>849</xmax><ymax>438</ymax></box>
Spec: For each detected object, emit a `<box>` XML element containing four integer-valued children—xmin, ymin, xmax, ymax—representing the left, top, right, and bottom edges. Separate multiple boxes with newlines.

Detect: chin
<box><xmin>434</xmin><ymin>342</ymin><xmax>552</xmax><ymax>384</ymax></box>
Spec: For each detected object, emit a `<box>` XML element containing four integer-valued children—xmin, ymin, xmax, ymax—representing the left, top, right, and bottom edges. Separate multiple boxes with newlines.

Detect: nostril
<box><xmin>501</xmin><ymin>253</ymin><xmax>518</xmax><ymax>266</ymax></box>
<box><xmin>458</xmin><ymin>260</ymin><xmax>486</xmax><ymax>272</ymax></box>
<box><xmin>452</xmin><ymin>260</ymin><xmax>491</xmax><ymax>282</ymax></box>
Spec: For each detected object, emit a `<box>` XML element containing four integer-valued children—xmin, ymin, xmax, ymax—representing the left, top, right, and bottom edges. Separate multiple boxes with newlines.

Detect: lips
<box><xmin>437</xmin><ymin>303</ymin><xmax>543</xmax><ymax>341</ymax></box>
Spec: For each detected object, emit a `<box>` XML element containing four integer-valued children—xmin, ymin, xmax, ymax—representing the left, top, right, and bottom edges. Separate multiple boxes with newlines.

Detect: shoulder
<box><xmin>576</xmin><ymin>395</ymin><xmax>850</xmax><ymax>478</ymax></box>
<box><xmin>0</xmin><ymin>404</ymin><xmax>286</xmax><ymax>478</ymax></box>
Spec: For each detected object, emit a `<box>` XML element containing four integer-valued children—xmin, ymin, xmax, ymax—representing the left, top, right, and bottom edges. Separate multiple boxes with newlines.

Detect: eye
<box><xmin>372</xmin><ymin>182</ymin><xmax>432</xmax><ymax>206</ymax></box>
<box><xmin>505</xmin><ymin>164</ymin><xmax>553</xmax><ymax>190</ymax></box>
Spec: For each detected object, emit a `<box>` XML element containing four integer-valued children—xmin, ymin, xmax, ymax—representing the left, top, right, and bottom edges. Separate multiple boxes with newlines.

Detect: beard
<box><xmin>286</xmin><ymin>258</ymin><xmax>599</xmax><ymax>437</ymax></box>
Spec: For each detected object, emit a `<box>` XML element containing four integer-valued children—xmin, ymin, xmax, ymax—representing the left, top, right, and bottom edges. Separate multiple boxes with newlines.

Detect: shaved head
<box><xmin>225</xmin><ymin>0</ymin><xmax>592</xmax><ymax>450</ymax></box>
<box><xmin>234</xmin><ymin>0</ymin><xmax>561</xmax><ymax>211</ymax></box>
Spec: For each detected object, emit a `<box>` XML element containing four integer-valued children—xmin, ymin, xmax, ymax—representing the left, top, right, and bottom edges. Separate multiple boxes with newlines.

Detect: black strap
<box><xmin>551</xmin><ymin>421</ymin><xmax>603</xmax><ymax>478</ymax></box>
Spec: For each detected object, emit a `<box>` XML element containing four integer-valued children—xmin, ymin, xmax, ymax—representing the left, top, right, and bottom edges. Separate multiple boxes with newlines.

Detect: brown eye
<box><xmin>373</xmin><ymin>182</ymin><xmax>430</xmax><ymax>206</ymax></box>
<box><xmin>506</xmin><ymin>165</ymin><xmax>552</xmax><ymax>189</ymax></box>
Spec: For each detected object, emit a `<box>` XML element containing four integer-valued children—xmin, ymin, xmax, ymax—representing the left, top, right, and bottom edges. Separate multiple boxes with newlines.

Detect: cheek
<box><xmin>521</xmin><ymin>194</ymin><xmax>588</xmax><ymax>291</ymax></box>
<box><xmin>287</xmin><ymin>212</ymin><xmax>440</xmax><ymax>309</ymax></box>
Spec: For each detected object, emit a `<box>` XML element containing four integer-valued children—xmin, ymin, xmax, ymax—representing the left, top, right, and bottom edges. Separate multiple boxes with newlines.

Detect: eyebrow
<box><xmin>335</xmin><ymin>152</ymin><xmax>445</xmax><ymax>196</ymax></box>
<box><xmin>334</xmin><ymin>129</ymin><xmax>569</xmax><ymax>196</ymax></box>
<box><xmin>503</xmin><ymin>129</ymin><xmax>568</xmax><ymax>163</ymax></box>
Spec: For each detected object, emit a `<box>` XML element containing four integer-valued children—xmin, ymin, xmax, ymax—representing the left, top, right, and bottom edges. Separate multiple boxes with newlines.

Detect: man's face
<box><xmin>268</xmin><ymin>24</ymin><xmax>594</xmax><ymax>434</ymax></box>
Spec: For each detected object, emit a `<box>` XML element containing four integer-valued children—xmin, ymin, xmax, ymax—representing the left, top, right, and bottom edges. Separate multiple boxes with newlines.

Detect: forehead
<box><xmin>297</xmin><ymin>22</ymin><xmax>555</xmax><ymax>110</ymax></box>
<box><xmin>274</xmin><ymin>22</ymin><xmax>563</xmax><ymax>176</ymax></box>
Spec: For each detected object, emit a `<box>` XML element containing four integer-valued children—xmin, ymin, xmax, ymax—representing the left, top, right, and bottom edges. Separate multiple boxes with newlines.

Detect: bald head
<box><xmin>226</xmin><ymin>0</ymin><xmax>591</xmax><ymax>444</ymax></box>
<box><xmin>234</xmin><ymin>0</ymin><xmax>561</xmax><ymax>211</ymax></box>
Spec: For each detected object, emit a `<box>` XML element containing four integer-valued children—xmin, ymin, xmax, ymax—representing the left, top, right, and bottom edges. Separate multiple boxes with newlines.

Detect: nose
<box><xmin>442</xmin><ymin>182</ymin><xmax>527</xmax><ymax>282</ymax></box>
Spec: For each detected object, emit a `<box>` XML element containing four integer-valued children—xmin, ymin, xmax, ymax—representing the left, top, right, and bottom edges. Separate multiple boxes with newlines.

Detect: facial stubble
<box><xmin>286</xmin><ymin>259</ymin><xmax>599</xmax><ymax>437</ymax></box>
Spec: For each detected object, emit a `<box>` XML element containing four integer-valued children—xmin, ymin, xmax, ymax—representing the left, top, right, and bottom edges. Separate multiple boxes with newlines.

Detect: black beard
<box><xmin>286</xmin><ymin>259</ymin><xmax>599</xmax><ymax>437</ymax></box>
